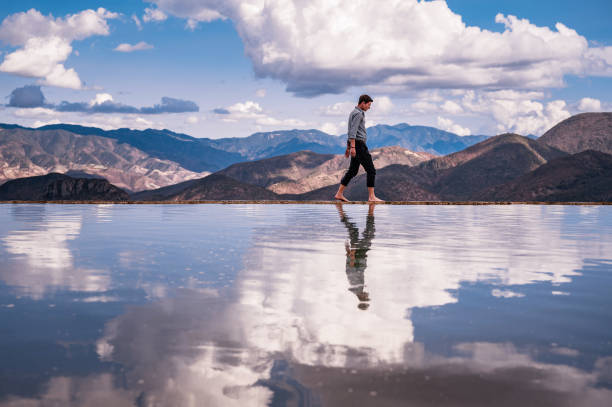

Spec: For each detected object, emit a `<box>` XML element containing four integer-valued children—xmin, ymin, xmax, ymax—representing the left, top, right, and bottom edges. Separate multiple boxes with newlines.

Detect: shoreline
<box><xmin>0</xmin><ymin>200</ymin><xmax>610</xmax><ymax>205</ymax></box>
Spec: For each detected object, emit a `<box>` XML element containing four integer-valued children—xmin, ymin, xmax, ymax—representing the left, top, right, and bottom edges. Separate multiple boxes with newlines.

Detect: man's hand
<box><xmin>344</xmin><ymin>146</ymin><xmax>350</xmax><ymax>158</ymax></box>
<box><xmin>350</xmin><ymin>146</ymin><xmax>356</xmax><ymax>157</ymax></box>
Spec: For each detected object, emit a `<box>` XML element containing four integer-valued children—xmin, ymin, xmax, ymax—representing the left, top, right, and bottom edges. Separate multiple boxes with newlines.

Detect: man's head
<box><xmin>357</xmin><ymin>94</ymin><xmax>373</xmax><ymax>111</ymax></box>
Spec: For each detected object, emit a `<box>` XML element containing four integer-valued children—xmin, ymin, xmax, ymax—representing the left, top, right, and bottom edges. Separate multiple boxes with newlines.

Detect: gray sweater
<box><xmin>347</xmin><ymin>107</ymin><xmax>367</xmax><ymax>142</ymax></box>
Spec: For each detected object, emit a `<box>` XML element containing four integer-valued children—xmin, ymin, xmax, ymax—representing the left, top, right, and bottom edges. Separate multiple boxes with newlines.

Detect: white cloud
<box><xmin>0</xmin><ymin>8</ymin><xmax>118</xmax><ymax>89</ymax></box>
<box><xmin>319</xmin><ymin>101</ymin><xmax>354</xmax><ymax>117</ymax></box>
<box><xmin>371</xmin><ymin>95</ymin><xmax>394</xmax><ymax>115</ymax></box>
<box><xmin>89</xmin><ymin>93</ymin><xmax>113</xmax><ymax>106</ymax></box>
<box><xmin>215</xmin><ymin>100</ymin><xmax>306</xmax><ymax>128</ymax></box>
<box><xmin>33</xmin><ymin>119</ymin><xmax>61</xmax><ymax>127</ymax></box>
<box><xmin>460</xmin><ymin>90</ymin><xmax>571</xmax><ymax>135</ymax></box>
<box><xmin>143</xmin><ymin>7</ymin><xmax>168</xmax><ymax>23</ymax></box>
<box><xmin>319</xmin><ymin>121</ymin><xmax>343</xmax><ymax>135</ymax></box>
<box><xmin>437</xmin><ymin>116</ymin><xmax>471</xmax><ymax>136</ymax></box>
<box><xmin>13</xmin><ymin>107</ymin><xmax>57</xmax><ymax>117</ymax></box>
<box><xmin>186</xmin><ymin>115</ymin><xmax>199</xmax><ymax>124</ymax></box>
<box><xmin>147</xmin><ymin>0</ymin><xmax>612</xmax><ymax>96</ymax></box>
<box><xmin>114</xmin><ymin>41</ymin><xmax>154</xmax><ymax>52</ymax></box>
<box><xmin>147</xmin><ymin>0</ymin><xmax>224</xmax><ymax>27</ymax></box>
<box><xmin>132</xmin><ymin>14</ymin><xmax>142</xmax><ymax>30</ymax></box>
<box><xmin>255</xmin><ymin>88</ymin><xmax>266</xmax><ymax>98</ymax></box>
<box><xmin>410</xmin><ymin>101</ymin><xmax>438</xmax><ymax>113</ymax></box>
<box><xmin>577</xmin><ymin>97</ymin><xmax>602</xmax><ymax>112</ymax></box>
<box><xmin>226</xmin><ymin>100</ymin><xmax>263</xmax><ymax>116</ymax></box>
<box><xmin>441</xmin><ymin>100</ymin><xmax>463</xmax><ymax>115</ymax></box>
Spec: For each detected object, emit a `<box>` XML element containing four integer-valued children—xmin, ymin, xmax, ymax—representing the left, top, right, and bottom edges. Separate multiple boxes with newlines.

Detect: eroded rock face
<box><xmin>538</xmin><ymin>112</ymin><xmax>612</xmax><ymax>155</ymax></box>
<box><xmin>0</xmin><ymin>173</ymin><xmax>129</xmax><ymax>201</ymax></box>
<box><xmin>0</xmin><ymin>127</ymin><xmax>209</xmax><ymax>192</ymax></box>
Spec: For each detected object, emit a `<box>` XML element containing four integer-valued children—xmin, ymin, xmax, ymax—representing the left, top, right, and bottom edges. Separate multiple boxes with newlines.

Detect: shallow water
<box><xmin>0</xmin><ymin>203</ymin><xmax>611</xmax><ymax>406</ymax></box>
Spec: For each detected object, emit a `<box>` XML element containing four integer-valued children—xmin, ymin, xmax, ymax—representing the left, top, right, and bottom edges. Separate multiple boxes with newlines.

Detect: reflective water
<box><xmin>0</xmin><ymin>203</ymin><xmax>611</xmax><ymax>406</ymax></box>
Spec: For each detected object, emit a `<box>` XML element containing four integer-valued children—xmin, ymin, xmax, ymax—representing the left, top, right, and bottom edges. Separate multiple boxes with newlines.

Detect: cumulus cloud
<box><xmin>213</xmin><ymin>100</ymin><xmax>306</xmax><ymax>127</ymax></box>
<box><xmin>0</xmin><ymin>8</ymin><xmax>119</xmax><ymax>89</ymax></box>
<box><xmin>437</xmin><ymin>116</ymin><xmax>471</xmax><ymax>136</ymax></box>
<box><xmin>370</xmin><ymin>95</ymin><xmax>394</xmax><ymax>115</ymax></box>
<box><xmin>114</xmin><ymin>41</ymin><xmax>154</xmax><ymax>52</ymax></box>
<box><xmin>89</xmin><ymin>93</ymin><xmax>113</xmax><ymax>106</ymax></box>
<box><xmin>461</xmin><ymin>90</ymin><xmax>571</xmax><ymax>135</ymax></box>
<box><xmin>143</xmin><ymin>7</ymin><xmax>168</xmax><ymax>23</ymax></box>
<box><xmin>7</xmin><ymin>85</ymin><xmax>46</xmax><ymax>107</ymax></box>
<box><xmin>577</xmin><ymin>97</ymin><xmax>602</xmax><ymax>112</ymax></box>
<box><xmin>146</xmin><ymin>0</ymin><xmax>224</xmax><ymax>28</ymax></box>
<box><xmin>146</xmin><ymin>0</ymin><xmax>612</xmax><ymax>96</ymax></box>
<box><xmin>318</xmin><ymin>121</ymin><xmax>344</xmax><ymax>136</ymax></box>
<box><xmin>318</xmin><ymin>101</ymin><xmax>355</xmax><ymax>117</ymax></box>
<box><xmin>410</xmin><ymin>101</ymin><xmax>438</xmax><ymax>113</ymax></box>
<box><xmin>441</xmin><ymin>100</ymin><xmax>463</xmax><ymax>115</ymax></box>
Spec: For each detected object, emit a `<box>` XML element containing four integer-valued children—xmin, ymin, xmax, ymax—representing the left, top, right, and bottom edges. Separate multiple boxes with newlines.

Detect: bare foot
<box><xmin>368</xmin><ymin>196</ymin><xmax>384</xmax><ymax>202</ymax></box>
<box><xmin>334</xmin><ymin>194</ymin><xmax>349</xmax><ymax>202</ymax></box>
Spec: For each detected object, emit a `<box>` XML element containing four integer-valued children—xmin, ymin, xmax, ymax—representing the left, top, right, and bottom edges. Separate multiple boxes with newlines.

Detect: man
<box><xmin>334</xmin><ymin>94</ymin><xmax>383</xmax><ymax>202</ymax></box>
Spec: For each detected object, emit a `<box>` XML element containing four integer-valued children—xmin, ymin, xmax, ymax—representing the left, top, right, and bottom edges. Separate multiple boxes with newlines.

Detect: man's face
<box><xmin>360</xmin><ymin>101</ymin><xmax>372</xmax><ymax>111</ymax></box>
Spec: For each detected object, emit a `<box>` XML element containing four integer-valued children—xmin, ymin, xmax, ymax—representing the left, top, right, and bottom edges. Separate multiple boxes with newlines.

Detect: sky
<box><xmin>0</xmin><ymin>0</ymin><xmax>610</xmax><ymax>139</ymax></box>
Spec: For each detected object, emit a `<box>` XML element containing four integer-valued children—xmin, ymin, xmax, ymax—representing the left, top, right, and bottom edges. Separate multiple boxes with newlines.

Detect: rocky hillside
<box><xmin>537</xmin><ymin>112</ymin><xmax>612</xmax><ymax>155</ymax></box>
<box><xmin>0</xmin><ymin>173</ymin><xmax>129</xmax><ymax>201</ymax></box>
<box><xmin>159</xmin><ymin>173</ymin><xmax>280</xmax><ymax>201</ymax></box>
<box><xmin>477</xmin><ymin>150</ymin><xmax>612</xmax><ymax>202</ymax></box>
<box><xmin>218</xmin><ymin>147</ymin><xmax>434</xmax><ymax>194</ymax></box>
<box><xmin>0</xmin><ymin>127</ymin><xmax>209</xmax><ymax>192</ymax></box>
<box><xmin>292</xmin><ymin>134</ymin><xmax>568</xmax><ymax>201</ymax></box>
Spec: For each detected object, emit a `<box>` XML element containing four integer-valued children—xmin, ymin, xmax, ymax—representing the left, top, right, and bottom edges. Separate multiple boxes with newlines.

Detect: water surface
<box><xmin>0</xmin><ymin>203</ymin><xmax>611</xmax><ymax>406</ymax></box>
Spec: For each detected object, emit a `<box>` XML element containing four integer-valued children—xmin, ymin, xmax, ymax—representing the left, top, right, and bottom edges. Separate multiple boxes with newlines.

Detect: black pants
<box><xmin>341</xmin><ymin>140</ymin><xmax>376</xmax><ymax>188</ymax></box>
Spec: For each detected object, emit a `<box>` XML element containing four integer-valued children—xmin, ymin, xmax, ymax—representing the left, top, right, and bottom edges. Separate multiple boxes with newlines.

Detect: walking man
<box><xmin>334</xmin><ymin>94</ymin><xmax>383</xmax><ymax>202</ymax></box>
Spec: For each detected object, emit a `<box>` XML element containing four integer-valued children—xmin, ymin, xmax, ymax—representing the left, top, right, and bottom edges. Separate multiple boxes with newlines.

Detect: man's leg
<box><xmin>360</xmin><ymin>146</ymin><xmax>383</xmax><ymax>202</ymax></box>
<box><xmin>335</xmin><ymin>155</ymin><xmax>360</xmax><ymax>201</ymax></box>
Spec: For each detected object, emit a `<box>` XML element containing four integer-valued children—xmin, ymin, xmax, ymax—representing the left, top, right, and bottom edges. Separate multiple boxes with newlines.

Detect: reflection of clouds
<box><xmin>2</xmin><ymin>205</ymin><xmax>611</xmax><ymax>405</ymax></box>
<box><xmin>238</xmin><ymin>238</ymin><xmax>413</xmax><ymax>367</ymax></box>
<box><xmin>369</xmin><ymin>205</ymin><xmax>611</xmax><ymax>310</ymax></box>
<box><xmin>0</xmin><ymin>374</ymin><xmax>134</xmax><ymax>407</ymax></box>
<box><xmin>93</xmin><ymin>291</ymin><xmax>273</xmax><ymax>407</ymax></box>
<box><xmin>0</xmin><ymin>214</ymin><xmax>110</xmax><ymax>299</ymax></box>
<box><xmin>47</xmin><ymin>292</ymin><xmax>610</xmax><ymax>407</ymax></box>
<box><xmin>231</xmin><ymin>206</ymin><xmax>612</xmax><ymax>370</ymax></box>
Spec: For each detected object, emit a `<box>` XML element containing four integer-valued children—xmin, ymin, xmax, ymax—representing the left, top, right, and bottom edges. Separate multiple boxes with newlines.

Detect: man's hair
<box><xmin>358</xmin><ymin>94</ymin><xmax>373</xmax><ymax>105</ymax></box>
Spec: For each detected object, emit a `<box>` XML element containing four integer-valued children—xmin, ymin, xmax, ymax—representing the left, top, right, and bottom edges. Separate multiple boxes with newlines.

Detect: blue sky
<box><xmin>0</xmin><ymin>0</ymin><xmax>610</xmax><ymax>138</ymax></box>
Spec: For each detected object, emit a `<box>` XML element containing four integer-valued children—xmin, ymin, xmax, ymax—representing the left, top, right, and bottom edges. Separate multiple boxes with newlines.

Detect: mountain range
<box><xmin>1</xmin><ymin>112</ymin><xmax>611</xmax><ymax>202</ymax></box>
<box><xmin>130</xmin><ymin>112</ymin><xmax>612</xmax><ymax>203</ymax></box>
<box><xmin>0</xmin><ymin>122</ymin><xmax>488</xmax><ymax>192</ymax></box>
<box><xmin>0</xmin><ymin>126</ymin><xmax>210</xmax><ymax>193</ymax></box>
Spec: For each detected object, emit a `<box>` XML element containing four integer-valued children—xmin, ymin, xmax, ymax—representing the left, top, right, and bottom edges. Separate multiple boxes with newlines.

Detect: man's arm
<box><xmin>347</xmin><ymin>111</ymin><xmax>361</xmax><ymax>140</ymax></box>
<box><xmin>346</xmin><ymin>111</ymin><xmax>360</xmax><ymax>157</ymax></box>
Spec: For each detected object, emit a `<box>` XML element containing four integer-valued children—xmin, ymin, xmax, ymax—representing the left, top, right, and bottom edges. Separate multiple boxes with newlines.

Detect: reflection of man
<box><xmin>336</xmin><ymin>203</ymin><xmax>376</xmax><ymax>310</ymax></box>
